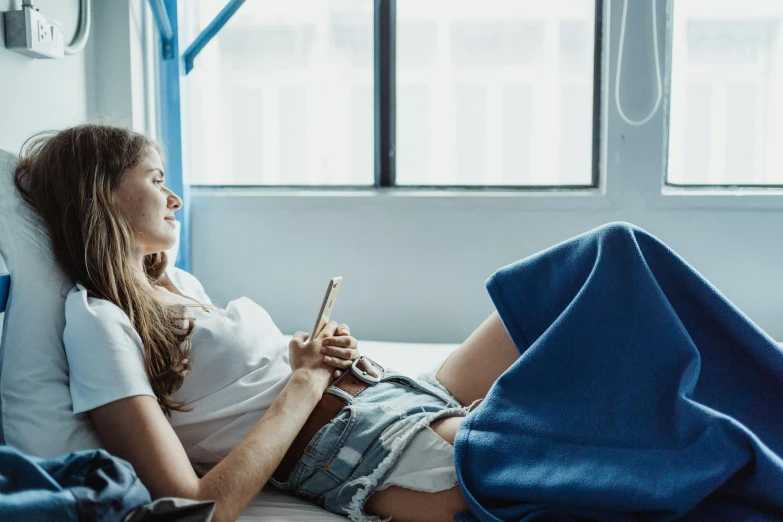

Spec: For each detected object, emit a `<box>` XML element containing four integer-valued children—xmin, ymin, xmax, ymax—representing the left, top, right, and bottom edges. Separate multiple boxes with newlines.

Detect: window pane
<box><xmin>668</xmin><ymin>2</ymin><xmax>783</xmax><ymax>186</ymax></box>
<box><xmin>180</xmin><ymin>0</ymin><xmax>374</xmax><ymax>185</ymax></box>
<box><xmin>501</xmin><ymin>85</ymin><xmax>533</xmax><ymax>183</ymax></box>
<box><xmin>395</xmin><ymin>0</ymin><xmax>597</xmax><ymax>186</ymax></box>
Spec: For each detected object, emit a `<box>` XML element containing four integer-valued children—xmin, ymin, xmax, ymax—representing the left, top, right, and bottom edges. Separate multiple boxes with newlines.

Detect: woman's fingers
<box><xmin>318</xmin><ymin>320</ymin><xmax>341</xmax><ymax>340</ymax></box>
<box><xmin>292</xmin><ymin>331</ymin><xmax>309</xmax><ymax>344</ymax></box>
<box><xmin>321</xmin><ymin>344</ymin><xmax>358</xmax><ymax>361</ymax></box>
<box><xmin>323</xmin><ymin>354</ymin><xmax>353</xmax><ymax>369</ymax></box>
<box><xmin>321</xmin><ymin>335</ymin><xmax>356</xmax><ymax>348</ymax></box>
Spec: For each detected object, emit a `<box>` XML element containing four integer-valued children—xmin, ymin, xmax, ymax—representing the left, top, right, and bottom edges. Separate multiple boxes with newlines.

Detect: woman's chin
<box><xmin>145</xmin><ymin>239</ymin><xmax>177</xmax><ymax>257</ymax></box>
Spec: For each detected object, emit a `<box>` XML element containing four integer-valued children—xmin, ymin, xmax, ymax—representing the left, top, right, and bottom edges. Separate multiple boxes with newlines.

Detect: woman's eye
<box><xmin>155</xmin><ymin>179</ymin><xmax>164</xmax><ymax>185</ymax></box>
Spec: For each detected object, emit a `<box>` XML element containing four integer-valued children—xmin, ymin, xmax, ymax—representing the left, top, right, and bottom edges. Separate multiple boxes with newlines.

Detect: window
<box><xmin>396</xmin><ymin>0</ymin><xmax>597</xmax><ymax>186</ymax></box>
<box><xmin>179</xmin><ymin>0</ymin><xmax>600</xmax><ymax>187</ymax></box>
<box><xmin>668</xmin><ymin>1</ymin><xmax>783</xmax><ymax>186</ymax></box>
<box><xmin>180</xmin><ymin>0</ymin><xmax>374</xmax><ymax>186</ymax></box>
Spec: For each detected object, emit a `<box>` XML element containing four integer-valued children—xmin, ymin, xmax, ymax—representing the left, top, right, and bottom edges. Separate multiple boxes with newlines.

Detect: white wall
<box><xmin>0</xmin><ymin>0</ymin><xmax>155</xmax><ymax>149</ymax></box>
<box><xmin>190</xmin><ymin>1</ymin><xmax>783</xmax><ymax>343</ymax></box>
<box><xmin>86</xmin><ymin>0</ymin><xmax>157</xmax><ymax>133</ymax></box>
<box><xmin>0</xmin><ymin>0</ymin><xmax>88</xmax><ymax>335</ymax></box>
<box><xmin>0</xmin><ymin>0</ymin><xmax>87</xmax><ymax>153</ymax></box>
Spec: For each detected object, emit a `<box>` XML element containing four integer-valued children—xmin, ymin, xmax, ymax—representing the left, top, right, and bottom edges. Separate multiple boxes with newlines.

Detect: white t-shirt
<box><xmin>63</xmin><ymin>267</ymin><xmax>292</xmax><ymax>471</ymax></box>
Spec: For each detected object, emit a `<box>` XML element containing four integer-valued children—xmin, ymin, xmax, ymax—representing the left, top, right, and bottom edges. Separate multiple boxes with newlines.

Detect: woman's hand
<box><xmin>287</xmin><ymin>332</ymin><xmax>332</xmax><ymax>390</ymax></box>
<box><xmin>288</xmin><ymin>321</ymin><xmax>360</xmax><ymax>383</ymax></box>
<box><xmin>320</xmin><ymin>323</ymin><xmax>360</xmax><ymax>379</ymax></box>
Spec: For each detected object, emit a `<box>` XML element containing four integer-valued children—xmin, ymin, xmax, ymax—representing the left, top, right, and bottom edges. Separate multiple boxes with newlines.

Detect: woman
<box><xmin>15</xmin><ymin>124</ymin><xmax>783</xmax><ymax>522</ymax></box>
<box><xmin>13</xmin><ymin>124</ymin><xmax>518</xmax><ymax>522</ymax></box>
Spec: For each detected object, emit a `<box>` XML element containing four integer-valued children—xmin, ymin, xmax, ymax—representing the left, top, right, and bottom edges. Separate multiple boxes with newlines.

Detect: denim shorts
<box><xmin>414</xmin><ymin>352</ymin><xmax>462</xmax><ymax>406</ymax></box>
<box><xmin>268</xmin><ymin>361</ymin><xmax>470</xmax><ymax>522</ymax></box>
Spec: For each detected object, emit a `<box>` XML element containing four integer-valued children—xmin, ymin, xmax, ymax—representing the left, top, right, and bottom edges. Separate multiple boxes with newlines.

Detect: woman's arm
<box><xmin>89</xmin><ymin>329</ymin><xmax>337</xmax><ymax>522</ymax></box>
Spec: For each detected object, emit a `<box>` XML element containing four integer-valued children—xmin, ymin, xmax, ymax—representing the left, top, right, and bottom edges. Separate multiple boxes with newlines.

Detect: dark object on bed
<box><xmin>121</xmin><ymin>497</ymin><xmax>215</xmax><ymax>522</ymax></box>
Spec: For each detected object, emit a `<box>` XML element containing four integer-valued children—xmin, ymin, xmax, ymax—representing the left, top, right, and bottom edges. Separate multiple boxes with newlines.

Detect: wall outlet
<box><xmin>3</xmin><ymin>6</ymin><xmax>64</xmax><ymax>59</ymax></box>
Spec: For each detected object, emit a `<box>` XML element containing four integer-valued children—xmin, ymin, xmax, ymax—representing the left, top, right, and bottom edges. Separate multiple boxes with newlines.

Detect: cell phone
<box><xmin>310</xmin><ymin>276</ymin><xmax>343</xmax><ymax>340</ymax></box>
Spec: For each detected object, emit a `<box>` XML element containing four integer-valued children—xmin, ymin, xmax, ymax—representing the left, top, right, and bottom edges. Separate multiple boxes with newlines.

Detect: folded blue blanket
<box><xmin>454</xmin><ymin>222</ymin><xmax>783</xmax><ymax>521</ymax></box>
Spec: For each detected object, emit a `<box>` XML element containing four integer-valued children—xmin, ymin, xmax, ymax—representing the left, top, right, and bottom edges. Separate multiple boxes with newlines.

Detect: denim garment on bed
<box><xmin>0</xmin><ymin>446</ymin><xmax>150</xmax><ymax>522</ymax></box>
<box><xmin>454</xmin><ymin>222</ymin><xmax>783</xmax><ymax>522</ymax></box>
<box><xmin>269</xmin><ymin>369</ymin><xmax>469</xmax><ymax>522</ymax></box>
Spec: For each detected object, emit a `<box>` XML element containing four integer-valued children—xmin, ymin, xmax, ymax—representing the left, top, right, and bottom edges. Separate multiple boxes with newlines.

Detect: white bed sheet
<box><xmin>238</xmin><ymin>338</ymin><xmax>461</xmax><ymax>520</ymax></box>
<box><xmin>238</xmin><ymin>487</ymin><xmax>347</xmax><ymax>521</ymax></box>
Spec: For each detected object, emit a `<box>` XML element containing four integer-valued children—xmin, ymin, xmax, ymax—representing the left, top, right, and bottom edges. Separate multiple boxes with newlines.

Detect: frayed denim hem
<box><xmin>341</xmin><ymin>400</ymin><xmax>479</xmax><ymax>522</ymax></box>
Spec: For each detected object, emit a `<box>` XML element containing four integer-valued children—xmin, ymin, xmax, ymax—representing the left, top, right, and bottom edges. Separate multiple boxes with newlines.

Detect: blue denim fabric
<box><xmin>269</xmin><ymin>369</ymin><xmax>469</xmax><ymax>521</ymax></box>
<box><xmin>0</xmin><ymin>445</ymin><xmax>150</xmax><ymax>521</ymax></box>
<box><xmin>414</xmin><ymin>353</ymin><xmax>464</xmax><ymax>408</ymax></box>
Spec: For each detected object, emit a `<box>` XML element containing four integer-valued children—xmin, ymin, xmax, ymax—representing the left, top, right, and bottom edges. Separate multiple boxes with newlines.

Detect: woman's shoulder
<box><xmin>165</xmin><ymin>266</ymin><xmax>213</xmax><ymax>305</ymax></box>
<box><xmin>63</xmin><ymin>285</ymin><xmax>154</xmax><ymax>415</ymax></box>
<box><xmin>64</xmin><ymin>284</ymin><xmax>140</xmax><ymax>344</ymax></box>
<box><xmin>66</xmin><ymin>284</ymin><xmax>128</xmax><ymax>320</ymax></box>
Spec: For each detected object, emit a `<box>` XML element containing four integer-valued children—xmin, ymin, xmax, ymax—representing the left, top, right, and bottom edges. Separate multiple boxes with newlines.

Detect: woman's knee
<box><xmin>597</xmin><ymin>221</ymin><xmax>640</xmax><ymax>239</ymax></box>
<box><xmin>592</xmin><ymin>221</ymin><xmax>659</xmax><ymax>252</ymax></box>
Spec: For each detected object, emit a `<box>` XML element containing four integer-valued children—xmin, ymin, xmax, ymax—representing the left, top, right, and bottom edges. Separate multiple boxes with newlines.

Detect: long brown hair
<box><xmin>14</xmin><ymin>123</ymin><xmax>194</xmax><ymax>416</ymax></box>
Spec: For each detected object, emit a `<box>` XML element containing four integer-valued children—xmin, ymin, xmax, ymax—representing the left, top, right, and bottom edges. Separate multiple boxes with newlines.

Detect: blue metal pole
<box><xmin>0</xmin><ymin>273</ymin><xmax>9</xmax><ymax>313</ymax></box>
<box><xmin>159</xmin><ymin>0</ymin><xmax>190</xmax><ymax>271</ymax></box>
<box><xmin>182</xmin><ymin>0</ymin><xmax>247</xmax><ymax>74</ymax></box>
<box><xmin>148</xmin><ymin>0</ymin><xmax>175</xmax><ymax>59</ymax></box>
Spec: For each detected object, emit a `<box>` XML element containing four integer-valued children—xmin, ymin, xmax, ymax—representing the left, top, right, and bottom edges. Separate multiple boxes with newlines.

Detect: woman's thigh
<box><xmin>364</xmin><ymin>483</ymin><xmax>467</xmax><ymax>522</ymax></box>
<box><xmin>435</xmin><ymin>311</ymin><xmax>520</xmax><ymax>407</ymax></box>
<box><xmin>363</xmin><ymin>313</ymin><xmax>519</xmax><ymax>519</ymax></box>
<box><xmin>364</xmin><ymin>416</ymin><xmax>468</xmax><ymax>521</ymax></box>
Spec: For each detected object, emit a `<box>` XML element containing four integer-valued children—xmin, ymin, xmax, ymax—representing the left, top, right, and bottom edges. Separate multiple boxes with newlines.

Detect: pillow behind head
<box><xmin>0</xmin><ymin>147</ymin><xmax>179</xmax><ymax>457</ymax></box>
<box><xmin>0</xmin><ymin>147</ymin><xmax>102</xmax><ymax>456</ymax></box>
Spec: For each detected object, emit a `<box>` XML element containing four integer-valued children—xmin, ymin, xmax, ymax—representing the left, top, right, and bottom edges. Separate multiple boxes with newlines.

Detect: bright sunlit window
<box><xmin>396</xmin><ymin>0</ymin><xmax>597</xmax><ymax>186</ymax></box>
<box><xmin>179</xmin><ymin>0</ymin><xmax>598</xmax><ymax>187</ymax></box>
<box><xmin>180</xmin><ymin>0</ymin><xmax>374</xmax><ymax>186</ymax></box>
<box><xmin>668</xmin><ymin>0</ymin><xmax>783</xmax><ymax>186</ymax></box>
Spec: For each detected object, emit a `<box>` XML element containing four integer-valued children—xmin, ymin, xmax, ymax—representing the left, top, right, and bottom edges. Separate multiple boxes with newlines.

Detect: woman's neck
<box><xmin>130</xmin><ymin>256</ymin><xmax>156</xmax><ymax>291</ymax></box>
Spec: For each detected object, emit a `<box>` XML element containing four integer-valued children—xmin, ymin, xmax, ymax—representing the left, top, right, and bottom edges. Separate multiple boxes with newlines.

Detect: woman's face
<box><xmin>113</xmin><ymin>147</ymin><xmax>182</xmax><ymax>256</ymax></box>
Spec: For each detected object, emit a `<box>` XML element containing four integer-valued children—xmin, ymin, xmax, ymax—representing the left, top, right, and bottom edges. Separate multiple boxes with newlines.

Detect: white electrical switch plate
<box><xmin>3</xmin><ymin>6</ymin><xmax>64</xmax><ymax>59</ymax></box>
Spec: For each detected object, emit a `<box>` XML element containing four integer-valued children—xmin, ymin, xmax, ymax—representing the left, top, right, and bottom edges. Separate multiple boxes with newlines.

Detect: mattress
<box><xmin>239</xmin><ymin>338</ymin><xmax>461</xmax><ymax>520</ymax></box>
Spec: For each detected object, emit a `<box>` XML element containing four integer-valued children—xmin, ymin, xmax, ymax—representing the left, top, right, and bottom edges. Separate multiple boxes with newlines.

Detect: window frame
<box><xmin>665</xmin><ymin>3</ymin><xmax>783</xmax><ymax>190</ymax></box>
<box><xmin>151</xmin><ymin>0</ymin><xmax>783</xmax><ymax>271</ymax></box>
<box><xmin>166</xmin><ymin>0</ymin><xmax>605</xmax><ymax>191</ymax></box>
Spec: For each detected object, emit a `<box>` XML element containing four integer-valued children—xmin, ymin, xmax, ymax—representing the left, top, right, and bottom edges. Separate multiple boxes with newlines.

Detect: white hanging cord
<box><xmin>65</xmin><ymin>0</ymin><xmax>91</xmax><ymax>56</ymax></box>
<box><xmin>614</xmin><ymin>0</ymin><xmax>663</xmax><ymax>126</ymax></box>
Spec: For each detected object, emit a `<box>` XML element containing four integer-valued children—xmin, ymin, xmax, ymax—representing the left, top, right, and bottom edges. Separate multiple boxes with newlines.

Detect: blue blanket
<box><xmin>454</xmin><ymin>222</ymin><xmax>783</xmax><ymax>521</ymax></box>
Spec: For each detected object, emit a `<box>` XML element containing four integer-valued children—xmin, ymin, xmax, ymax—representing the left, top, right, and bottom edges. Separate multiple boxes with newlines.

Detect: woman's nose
<box><xmin>167</xmin><ymin>190</ymin><xmax>183</xmax><ymax>210</ymax></box>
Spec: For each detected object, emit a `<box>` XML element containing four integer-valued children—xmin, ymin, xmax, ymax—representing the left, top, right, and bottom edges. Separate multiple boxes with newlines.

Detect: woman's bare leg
<box><xmin>436</xmin><ymin>311</ymin><xmax>519</xmax><ymax>407</ymax></box>
<box><xmin>364</xmin><ymin>314</ymin><xmax>517</xmax><ymax>519</ymax></box>
<box><xmin>364</xmin><ymin>313</ymin><xmax>517</xmax><ymax>520</ymax></box>
<box><xmin>364</xmin><ymin>417</ymin><xmax>468</xmax><ymax>521</ymax></box>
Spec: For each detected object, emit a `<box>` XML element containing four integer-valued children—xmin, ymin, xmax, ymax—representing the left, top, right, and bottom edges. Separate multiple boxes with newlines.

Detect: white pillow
<box><xmin>0</xmin><ymin>147</ymin><xmax>180</xmax><ymax>457</ymax></box>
